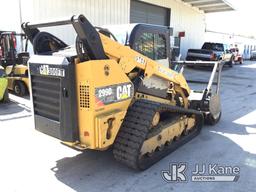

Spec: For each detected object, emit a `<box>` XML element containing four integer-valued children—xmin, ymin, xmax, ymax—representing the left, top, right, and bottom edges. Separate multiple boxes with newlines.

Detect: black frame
<box><xmin>29</xmin><ymin>61</ymin><xmax>79</xmax><ymax>142</ymax></box>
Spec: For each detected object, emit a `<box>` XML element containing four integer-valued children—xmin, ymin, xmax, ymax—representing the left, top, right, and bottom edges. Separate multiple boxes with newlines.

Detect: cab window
<box><xmin>134</xmin><ymin>32</ymin><xmax>167</xmax><ymax>60</ymax></box>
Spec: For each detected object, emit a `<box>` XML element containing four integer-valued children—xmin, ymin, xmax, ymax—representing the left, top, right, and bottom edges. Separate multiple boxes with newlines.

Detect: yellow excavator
<box><xmin>22</xmin><ymin>15</ymin><xmax>222</xmax><ymax>170</ymax></box>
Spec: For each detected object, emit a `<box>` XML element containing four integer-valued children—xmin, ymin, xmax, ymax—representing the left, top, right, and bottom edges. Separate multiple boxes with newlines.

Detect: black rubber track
<box><xmin>113</xmin><ymin>99</ymin><xmax>204</xmax><ymax>170</ymax></box>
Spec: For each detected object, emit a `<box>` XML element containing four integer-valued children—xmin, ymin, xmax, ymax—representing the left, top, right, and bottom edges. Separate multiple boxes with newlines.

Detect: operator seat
<box><xmin>33</xmin><ymin>32</ymin><xmax>68</xmax><ymax>55</ymax></box>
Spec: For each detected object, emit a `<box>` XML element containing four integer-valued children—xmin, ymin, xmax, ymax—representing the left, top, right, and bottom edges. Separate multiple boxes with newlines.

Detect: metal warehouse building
<box><xmin>1</xmin><ymin>0</ymin><xmax>233</xmax><ymax>59</ymax></box>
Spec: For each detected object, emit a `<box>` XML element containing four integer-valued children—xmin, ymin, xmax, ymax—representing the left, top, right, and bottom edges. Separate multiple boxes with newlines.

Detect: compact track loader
<box><xmin>0</xmin><ymin>32</ymin><xmax>30</xmax><ymax>96</ymax></box>
<box><xmin>22</xmin><ymin>15</ymin><xmax>222</xmax><ymax>170</ymax></box>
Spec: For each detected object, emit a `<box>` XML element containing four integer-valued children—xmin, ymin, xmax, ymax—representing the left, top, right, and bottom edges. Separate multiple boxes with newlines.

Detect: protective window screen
<box><xmin>134</xmin><ymin>32</ymin><xmax>167</xmax><ymax>60</ymax></box>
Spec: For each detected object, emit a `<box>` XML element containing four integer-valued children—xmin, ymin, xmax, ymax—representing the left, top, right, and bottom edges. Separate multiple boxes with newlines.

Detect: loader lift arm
<box><xmin>22</xmin><ymin>15</ymin><xmax>107</xmax><ymax>60</ymax></box>
<box><xmin>22</xmin><ymin>15</ymin><xmax>191</xmax><ymax>96</ymax></box>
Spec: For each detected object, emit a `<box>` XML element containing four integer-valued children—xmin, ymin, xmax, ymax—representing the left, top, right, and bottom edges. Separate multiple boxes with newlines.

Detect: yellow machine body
<box><xmin>73</xmin><ymin>59</ymin><xmax>133</xmax><ymax>149</ymax></box>
<box><xmin>63</xmin><ymin>34</ymin><xmax>192</xmax><ymax>150</ymax></box>
<box><xmin>26</xmin><ymin>15</ymin><xmax>218</xmax><ymax>170</ymax></box>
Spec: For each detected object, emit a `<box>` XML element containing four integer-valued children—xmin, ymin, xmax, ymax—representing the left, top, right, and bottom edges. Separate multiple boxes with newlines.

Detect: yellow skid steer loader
<box><xmin>22</xmin><ymin>15</ymin><xmax>222</xmax><ymax>170</ymax></box>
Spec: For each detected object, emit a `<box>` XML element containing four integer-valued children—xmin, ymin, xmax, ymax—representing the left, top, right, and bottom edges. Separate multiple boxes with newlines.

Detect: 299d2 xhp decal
<box><xmin>95</xmin><ymin>83</ymin><xmax>134</xmax><ymax>107</ymax></box>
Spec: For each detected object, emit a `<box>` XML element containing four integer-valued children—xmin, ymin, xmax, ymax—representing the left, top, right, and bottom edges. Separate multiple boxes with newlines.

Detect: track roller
<box><xmin>113</xmin><ymin>99</ymin><xmax>204</xmax><ymax>170</ymax></box>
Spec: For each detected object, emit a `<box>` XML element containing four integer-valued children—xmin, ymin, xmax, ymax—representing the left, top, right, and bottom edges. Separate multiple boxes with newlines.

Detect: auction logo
<box><xmin>162</xmin><ymin>163</ymin><xmax>187</xmax><ymax>182</ymax></box>
<box><xmin>162</xmin><ymin>163</ymin><xmax>240</xmax><ymax>183</ymax></box>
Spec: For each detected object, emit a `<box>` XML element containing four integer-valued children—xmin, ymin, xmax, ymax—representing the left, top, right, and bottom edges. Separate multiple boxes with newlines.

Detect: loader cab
<box><xmin>105</xmin><ymin>24</ymin><xmax>172</xmax><ymax>68</ymax></box>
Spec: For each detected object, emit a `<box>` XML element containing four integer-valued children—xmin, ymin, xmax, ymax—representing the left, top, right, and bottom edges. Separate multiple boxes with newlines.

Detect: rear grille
<box><xmin>79</xmin><ymin>84</ymin><xmax>90</xmax><ymax>108</ymax></box>
<box><xmin>31</xmin><ymin>75</ymin><xmax>60</xmax><ymax>122</ymax></box>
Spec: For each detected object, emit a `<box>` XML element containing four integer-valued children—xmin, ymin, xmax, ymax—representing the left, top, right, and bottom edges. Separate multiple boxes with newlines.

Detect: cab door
<box><xmin>129</xmin><ymin>24</ymin><xmax>171</xmax><ymax>68</ymax></box>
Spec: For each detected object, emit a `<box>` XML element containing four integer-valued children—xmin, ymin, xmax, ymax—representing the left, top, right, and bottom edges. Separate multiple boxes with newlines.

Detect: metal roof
<box><xmin>181</xmin><ymin>0</ymin><xmax>234</xmax><ymax>13</ymax></box>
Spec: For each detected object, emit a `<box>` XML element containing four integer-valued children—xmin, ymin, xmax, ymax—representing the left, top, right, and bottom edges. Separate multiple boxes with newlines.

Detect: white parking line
<box><xmin>9</xmin><ymin>94</ymin><xmax>31</xmax><ymax>109</ymax></box>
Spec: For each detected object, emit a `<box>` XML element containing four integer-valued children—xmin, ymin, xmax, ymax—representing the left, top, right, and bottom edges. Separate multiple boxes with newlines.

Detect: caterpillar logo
<box><xmin>39</xmin><ymin>65</ymin><xmax>49</xmax><ymax>76</ymax></box>
<box><xmin>39</xmin><ymin>65</ymin><xmax>65</xmax><ymax>77</ymax></box>
<box><xmin>117</xmin><ymin>84</ymin><xmax>132</xmax><ymax>100</ymax></box>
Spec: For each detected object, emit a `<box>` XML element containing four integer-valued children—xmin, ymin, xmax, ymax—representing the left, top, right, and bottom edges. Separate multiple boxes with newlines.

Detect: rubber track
<box><xmin>113</xmin><ymin>99</ymin><xmax>204</xmax><ymax>170</ymax></box>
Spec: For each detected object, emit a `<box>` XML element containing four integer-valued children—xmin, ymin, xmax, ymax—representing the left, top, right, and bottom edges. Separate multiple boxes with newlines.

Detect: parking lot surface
<box><xmin>1</xmin><ymin>61</ymin><xmax>256</xmax><ymax>192</ymax></box>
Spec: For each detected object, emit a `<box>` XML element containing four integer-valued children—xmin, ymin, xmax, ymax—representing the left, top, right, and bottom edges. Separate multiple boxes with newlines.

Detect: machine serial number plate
<box><xmin>95</xmin><ymin>83</ymin><xmax>134</xmax><ymax>106</ymax></box>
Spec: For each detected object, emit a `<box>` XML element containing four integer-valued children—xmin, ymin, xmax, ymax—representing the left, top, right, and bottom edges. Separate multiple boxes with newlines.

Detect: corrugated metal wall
<box><xmin>21</xmin><ymin>0</ymin><xmax>130</xmax><ymax>44</ymax></box>
<box><xmin>130</xmin><ymin>0</ymin><xmax>170</xmax><ymax>26</ymax></box>
<box><xmin>17</xmin><ymin>0</ymin><xmax>205</xmax><ymax>58</ymax></box>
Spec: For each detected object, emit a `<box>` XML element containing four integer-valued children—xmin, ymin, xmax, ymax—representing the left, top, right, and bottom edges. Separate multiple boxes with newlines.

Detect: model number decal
<box><xmin>135</xmin><ymin>56</ymin><xmax>147</xmax><ymax>65</ymax></box>
<box><xmin>39</xmin><ymin>65</ymin><xmax>65</xmax><ymax>77</ymax></box>
<box><xmin>95</xmin><ymin>83</ymin><xmax>134</xmax><ymax>106</ymax></box>
<box><xmin>98</xmin><ymin>88</ymin><xmax>113</xmax><ymax>98</ymax></box>
<box><xmin>158</xmin><ymin>66</ymin><xmax>174</xmax><ymax>79</ymax></box>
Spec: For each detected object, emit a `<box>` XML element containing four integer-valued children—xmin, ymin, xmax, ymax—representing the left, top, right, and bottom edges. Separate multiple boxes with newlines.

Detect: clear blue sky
<box><xmin>205</xmin><ymin>0</ymin><xmax>256</xmax><ymax>37</ymax></box>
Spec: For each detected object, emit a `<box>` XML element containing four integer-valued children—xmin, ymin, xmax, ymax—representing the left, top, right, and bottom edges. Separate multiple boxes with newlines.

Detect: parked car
<box><xmin>186</xmin><ymin>42</ymin><xmax>235</xmax><ymax>67</ymax></box>
<box><xmin>230</xmin><ymin>48</ymin><xmax>243</xmax><ymax>64</ymax></box>
<box><xmin>250</xmin><ymin>50</ymin><xmax>256</xmax><ymax>60</ymax></box>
